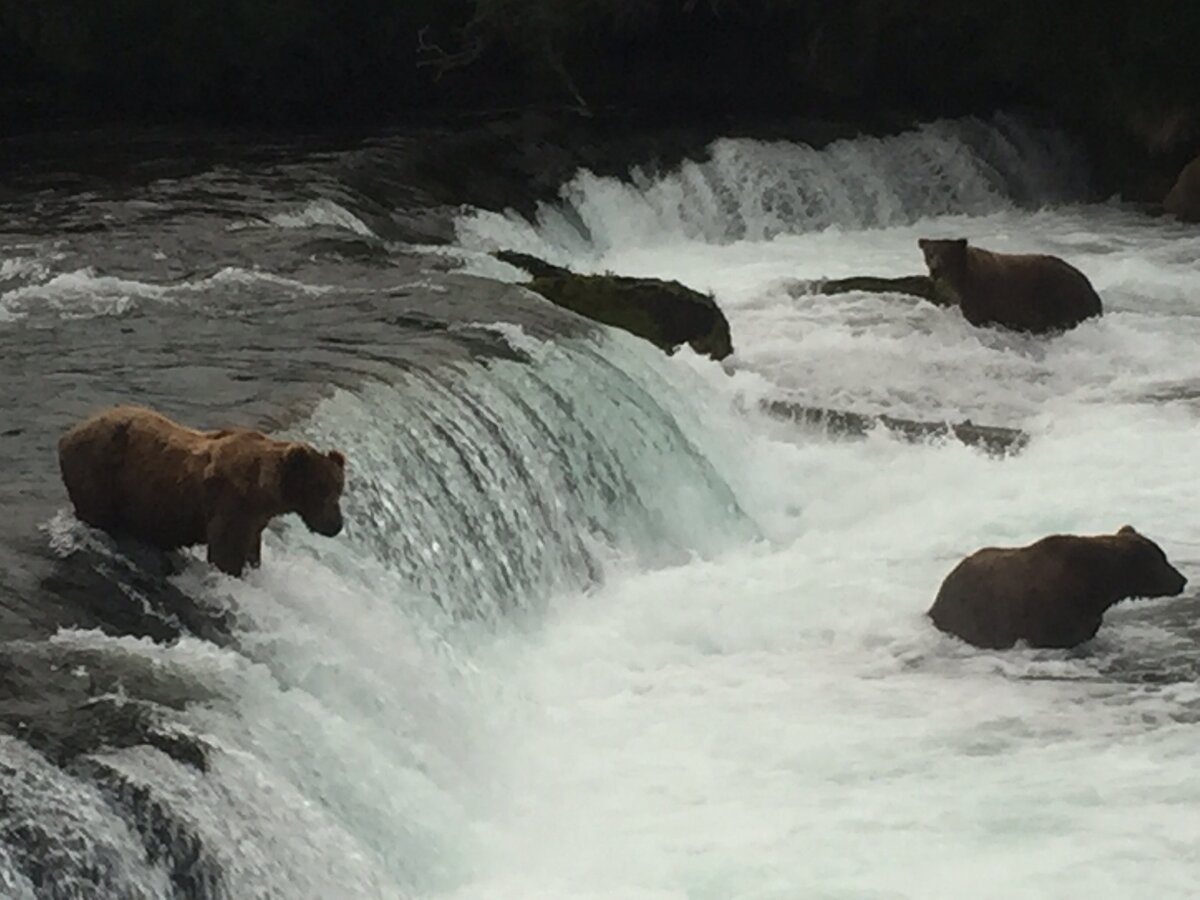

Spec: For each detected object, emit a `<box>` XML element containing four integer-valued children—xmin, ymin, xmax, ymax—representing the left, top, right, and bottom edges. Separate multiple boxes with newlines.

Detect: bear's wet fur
<box><xmin>58</xmin><ymin>405</ymin><xmax>346</xmax><ymax>577</ymax></box>
<box><xmin>928</xmin><ymin>526</ymin><xmax>1187</xmax><ymax>649</ymax></box>
<box><xmin>1164</xmin><ymin>153</ymin><xmax>1200</xmax><ymax>222</ymax></box>
<box><xmin>918</xmin><ymin>238</ymin><xmax>1103</xmax><ymax>334</ymax></box>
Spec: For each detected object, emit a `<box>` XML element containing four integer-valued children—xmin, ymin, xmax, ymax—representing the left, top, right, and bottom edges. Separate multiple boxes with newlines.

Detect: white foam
<box><xmin>186</xmin><ymin>265</ymin><xmax>334</xmax><ymax>295</ymax></box>
<box><xmin>431</xmin><ymin>118</ymin><xmax>1200</xmax><ymax>897</ymax></box>
<box><xmin>0</xmin><ymin>256</ymin><xmax>49</xmax><ymax>282</ymax></box>
<box><xmin>0</xmin><ymin>268</ymin><xmax>169</xmax><ymax>320</ymax></box>
<box><xmin>0</xmin><ymin>264</ymin><xmax>335</xmax><ymax>322</ymax></box>
<box><xmin>442</xmin><ymin>396</ymin><xmax>1200</xmax><ymax>898</ymax></box>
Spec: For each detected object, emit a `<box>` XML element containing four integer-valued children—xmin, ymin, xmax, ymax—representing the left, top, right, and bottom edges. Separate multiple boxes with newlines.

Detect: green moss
<box><xmin>523</xmin><ymin>271</ymin><xmax>733</xmax><ymax>360</ymax></box>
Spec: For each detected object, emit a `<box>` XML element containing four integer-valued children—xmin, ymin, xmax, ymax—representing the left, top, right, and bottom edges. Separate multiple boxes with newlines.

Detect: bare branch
<box><xmin>415</xmin><ymin>25</ymin><xmax>487</xmax><ymax>79</ymax></box>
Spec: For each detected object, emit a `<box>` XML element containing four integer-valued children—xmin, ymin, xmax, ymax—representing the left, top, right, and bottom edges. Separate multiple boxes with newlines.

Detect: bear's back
<box><xmin>930</xmin><ymin>547</ymin><xmax>1030</xmax><ymax>648</ymax></box>
<box><xmin>929</xmin><ymin>539</ymin><xmax>1107</xmax><ymax>649</ymax></box>
<box><xmin>1165</xmin><ymin>154</ymin><xmax>1200</xmax><ymax>221</ymax></box>
<box><xmin>60</xmin><ymin>406</ymin><xmax>263</xmax><ymax>550</ymax></box>
<box><xmin>963</xmin><ymin>248</ymin><xmax>1101</xmax><ymax>332</ymax></box>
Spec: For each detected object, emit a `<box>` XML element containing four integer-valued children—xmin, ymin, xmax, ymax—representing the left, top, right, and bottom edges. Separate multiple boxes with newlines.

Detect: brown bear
<box><xmin>918</xmin><ymin>238</ymin><xmax>1103</xmax><ymax>334</ymax></box>
<box><xmin>928</xmin><ymin>526</ymin><xmax>1187</xmax><ymax>650</ymax></box>
<box><xmin>1164</xmin><ymin>153</ymin><xmax>1200</xmax><ymax>222</ymax></box>
<box><xmin>58</xmin><ymin>405</ymin><xmax>346</xmax><ymax>577</ymax></box>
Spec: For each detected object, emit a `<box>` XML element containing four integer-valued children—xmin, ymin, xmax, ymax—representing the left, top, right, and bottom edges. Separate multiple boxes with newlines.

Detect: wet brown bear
<box><xmin>58</xmin><ymin>405</ymin><xmax>346</xmax><ymax>576</ymax></box>
<box><xmin>1164</xmin><ymin>153</ymin><xmax>1200</xmax><ymax>222</ymax></box>
<box><xmin>928</xmin><ymin>526</ymin><xmax>1187</xmax><ymax>650</ymax></box>
<box><xmin>918</xmin><ymin>238</ymin><xmax>1103</xmax><ymax>334</ymax></box>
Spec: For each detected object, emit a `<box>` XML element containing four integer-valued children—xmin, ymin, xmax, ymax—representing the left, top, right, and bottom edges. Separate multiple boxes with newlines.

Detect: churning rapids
<box><xmin>1</xmin><ymin>114</ymin><xmax>1199</xmax><ymax>898</ymax></box>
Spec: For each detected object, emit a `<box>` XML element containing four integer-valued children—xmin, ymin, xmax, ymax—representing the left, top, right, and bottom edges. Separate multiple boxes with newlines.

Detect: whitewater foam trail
<box><xmin>0</xmin><ymin>265</ymin><xmax>337</xmax><ymax>323</ymax></box>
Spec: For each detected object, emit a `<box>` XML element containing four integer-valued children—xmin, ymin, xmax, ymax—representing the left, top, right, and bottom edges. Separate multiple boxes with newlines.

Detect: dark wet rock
<box><xmin>497</xmin><ymin>251</ymin><xmax>733</xmax><ymax>360</ymax></box>
<box><xmin>38</xmin><ymin>541</ymin><xmax>237</xmax><ymax>648</ymax></box>
<box><xmin>0</xmin><ymin>643</ymin><xmax>217</xmax><ymax>771</ymax></box>
<box><xmin>1164</xmin><ymin>153</ymin><xmax>1200</xmax><ymax>222</ymax></box>
<box><xmin>0</xmin><ymin>787</ymin><xmax>159</xmax><ymax>900</ymax></box>
<box><xmin>495</xmin><ymin>251</ymin><xmax>572</xmax><ymax>280</ymax></box>
<box><xmin>761</xmin><ymin>399</ymin><xmax>1028</xmax><ymax>456</ymax></box>
<box><xmin>799</xmin><ymin>273</ymin><xmax>959</xmax><ymax>307</ymax></box>
<box><xmin>72</xmin><ymin>756</ymin><xmax>225</xmax><ymax>900</ymax></box>
<box><xmin>0</xmin><ymin>643</ymin><xmax>221</xmax><ymax>890</ymax></box>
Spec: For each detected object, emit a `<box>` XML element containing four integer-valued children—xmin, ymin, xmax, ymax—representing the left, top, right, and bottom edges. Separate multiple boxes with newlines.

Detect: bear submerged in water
<box><xmin>918</xmin><ymin>238</ymin><xmax>1103</xmax><ymax>334</ymax></box>
<box><xmin>928</xmin><ymin>526</ymin><xmax>1187</xmax><ymax>649</ymax></box>
<box><xmin>58</xmin><ymin>405</ymin><xmax>346</xmax><ymax>577</ymax></box>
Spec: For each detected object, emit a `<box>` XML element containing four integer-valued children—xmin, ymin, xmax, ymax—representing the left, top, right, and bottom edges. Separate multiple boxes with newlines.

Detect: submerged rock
<box><xmin>496</xmin><ymin>251</ymin><xmax>733</xmax><ymax>360</ymax></box>
<box><xmin>0</xmin><ymin>643</ymin><xmax>217</xmax><ymax>770</ymax></box>
<box><xmin>761</xmin><ymin>399</ymin><xmax>1028</xmax><ymax>456</ymax></box>
<box><xmin>1164</xmin><ymin>153</ymin><xmax>1200</xmax><ymax>222</ymax></box>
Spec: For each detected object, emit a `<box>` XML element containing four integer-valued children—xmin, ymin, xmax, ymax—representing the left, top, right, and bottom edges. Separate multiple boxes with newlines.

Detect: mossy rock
<box><xmin>497</xmin><ymin>251</ymin><xmax>733</xmax><ymax>360</ymax></box>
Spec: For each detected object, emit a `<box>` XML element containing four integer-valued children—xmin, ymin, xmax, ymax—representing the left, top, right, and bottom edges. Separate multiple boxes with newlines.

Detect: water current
<box><xmin>1</xmin><ymin>114</ymin><xmax>1198</xmax><ymax>898</ymax></box>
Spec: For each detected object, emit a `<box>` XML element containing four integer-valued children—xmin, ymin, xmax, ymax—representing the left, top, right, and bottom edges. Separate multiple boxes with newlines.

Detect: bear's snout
<box><xmin>1165</xmin><ymin>569</ymin><xmax>1188</xmax><ymax>596</ymax></box>
<box><xmin>302</xmin><ymin>504</ymin><xmax>345</xmax><ymax>540</ymax></box>
<box><xmin>304</xmin><ymin>507</ymin><xmax>344</xmax><ymax>538</ymax></box>
<box><xmin>1146</xmin><ymin>563</ymin><xmax>1188</xmax><ymax>598</ymax></box>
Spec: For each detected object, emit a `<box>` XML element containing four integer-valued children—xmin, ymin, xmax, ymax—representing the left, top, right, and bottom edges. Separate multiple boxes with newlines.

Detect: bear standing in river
<box><xmin>58</xmin><ymin>405</ymin><xmax>346</xmax><ymax>576</ymax></box>
<box><xmin>918</xmin><ymin>238</ymin><xmax>1103</xmax><ymax>334</ymax></box>
<box><xmin>928</xmin><ymin>526</ymin><xmax>1187</xmax><ymax>649</ymax></box>
<box><xmin>1164</xmin><ymin>153</ymin><xmax>1200</xmax><ymax>222</ymax></box>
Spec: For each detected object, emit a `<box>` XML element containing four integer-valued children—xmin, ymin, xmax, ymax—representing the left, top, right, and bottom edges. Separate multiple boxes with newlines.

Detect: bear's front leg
<box><xmin>245</xmin><ymin>528</ymin><xmax>263</xmax><ymax>569</ymax></box>
<box><xmin>206</xmin><ymin>517</ymin><xmax>251</xmax><ymax>577</ymax></box>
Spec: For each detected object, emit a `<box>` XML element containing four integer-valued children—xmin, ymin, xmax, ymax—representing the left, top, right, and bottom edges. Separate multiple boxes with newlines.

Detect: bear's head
<box><xmin>688</xmin><ymin>307</ymin><xmax>734</xmax><ymax>361</ymax></box>
<box><xmin>281</xmin><ymin>445</ymin><xmax>346</xmax><ymax>537</ymax></box>
<box><xmin>918</xmin><ymin>238</ymin><xmax>969</xmax><ymax>283</ymax></box>
<box><xmin>1114</xmin><ymin>525</ymin><xmax>1187</xmax><ymax>597</ymax></box>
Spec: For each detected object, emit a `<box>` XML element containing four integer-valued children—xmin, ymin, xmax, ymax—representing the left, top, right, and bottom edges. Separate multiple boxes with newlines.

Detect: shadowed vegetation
<box><xmin>2</xmin><ymin>1</ymin><xmax>1199</xmax><ymax>194</ymax></box>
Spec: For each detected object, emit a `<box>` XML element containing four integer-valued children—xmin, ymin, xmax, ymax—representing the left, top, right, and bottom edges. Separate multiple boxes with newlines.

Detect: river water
<box><xmin>1</xmin><ymin>115</ymin><xmax>1199</xmax><ymax>898</ymax></box>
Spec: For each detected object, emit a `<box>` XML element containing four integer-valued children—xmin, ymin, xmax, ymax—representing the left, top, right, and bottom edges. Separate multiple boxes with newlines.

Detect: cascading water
<box><xmin>3</xmin><ymin>112</ymin><xmax>1200</xmax><ymax>898</ymax></box>
<box><xmin>455</xmin><ymin>113</ymin><xmax>1088</xmax><ymax>263</ymax></box>
<box><xmin>0</xmin><ymin>305</ymin><xmax>764</xmax><ymax>897</ymax></box>
<box><xmin>286</xmin><ymin>326</ymin><xmax>757</xmax><ymax>623</ymax></box>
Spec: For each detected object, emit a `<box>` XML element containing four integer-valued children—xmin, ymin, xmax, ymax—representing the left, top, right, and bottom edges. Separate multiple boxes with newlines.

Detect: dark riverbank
<box><xmin>4</xmin><ymin>1</ymin><xmax>1199</xmax><ymax>203</ymax></box>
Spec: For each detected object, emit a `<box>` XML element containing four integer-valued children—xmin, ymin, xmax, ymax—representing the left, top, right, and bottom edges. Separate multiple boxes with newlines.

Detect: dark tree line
<box><xmin>2</xmin><ymin>0</ymin><xmax>1198</xmax><ymax>166</ymax></box>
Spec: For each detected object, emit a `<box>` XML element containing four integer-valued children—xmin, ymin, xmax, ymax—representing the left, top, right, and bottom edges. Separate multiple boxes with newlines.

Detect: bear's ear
<box><xmin>282</xmin><ymin>444</ymin><xmax>329</xmax><ymax>504</ymax></box>
<box><xmin>282</xmin><ymin>444</ymin><xmax>313</xmax><ymax>480</ymax></box>
<box><xmin>1118</xmin><ymin>524</ymin><xmax>1138</xmax><ymax>536</ymax></box>
<box><xmin>327</xmin><ymin>450</ymin><xmax>345</xmax><ymax>469</ymax></box>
